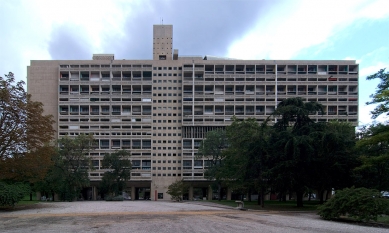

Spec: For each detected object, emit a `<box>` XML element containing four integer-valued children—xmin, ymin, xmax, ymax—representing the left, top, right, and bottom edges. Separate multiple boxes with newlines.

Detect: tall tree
<box><xmin>223</xmin><ymin>117</ymin><xmax>270</xmax><ymax>206</ymax></box>
<box><xmin>365</xmin><ymin>68</ymin><xmax>389</xmax><ymax>119</ymax></box>
<box><xmin>0</xmin><ymin>72</ymin><xmax>55</xmax><ymax>182</ymax></box>
<box><xmin>49</xmin><ymin>134</ymin><xmax>94</xmax><ymax>201</ymax></box>
<box><xmin>197</xmin><ymin>129</ymin><xmax>228</xmax><ymax>201</ymax></box>
<box><xmin>269</xmin><ymin>97</ymin><xmax>323</xmax><ymax>207</ymax></box>
<box><xmin>100</xmin><ymin>150</ymin><xmax>132</xmax><ymax>197</ymax></box>
<box><xmin>309</xmin><ymin>121</ymin><xmax>357</xmax><ymax>203</ymax></box>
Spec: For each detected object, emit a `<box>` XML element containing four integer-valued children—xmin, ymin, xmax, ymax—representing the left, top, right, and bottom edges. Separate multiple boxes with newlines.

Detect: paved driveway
<box><xmin>0</xmin><ymin>201</ymin><xmax>387</xmax><ymax>233</ymax></box>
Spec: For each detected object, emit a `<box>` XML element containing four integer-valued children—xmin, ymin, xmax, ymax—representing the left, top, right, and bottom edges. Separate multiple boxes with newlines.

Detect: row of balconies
<box><xmin>59</xmin><ymin>64</ymin><xmax>152</xmax><ymax>69</ymax></box>
<box><xmin>92</xmin><ymin>139</ymin><xmax>151</xmax><ymax>149</ymax></box>
<box><xmin>183</xmin><ymin>64</ymin><xmax>358</xmax><ymax>75</ymax></box>
<box><xmin>182</xmin><ymin>97</ymin><xmax>358</xmax><ymax>103</ymax></box>
<box><xmin>59</xmin><ymin>85</ymin><xmax>152</xmax><ymax>94</ymax></box>
<box><xmin>62</xmin><ymin>91</ymin><xmax>152</xmax><ymax>95</ymax></box>
<box><xmin>59</xmin><ymin>70</ymin><xmax>152</xmax><ymax>82</ymax></box>
<box><xmin>59</xmin><ymin>97</ymin><xmax>153</xmax><ymax>103</ymax></box>
<box><xmin>183</xmin><ymin>75</ymin><xmax>357</xmax><ymax>81</ymax></box>
<box><xmin>60</xmin><ymin>111</ymin><xmax>151</xmax><ymax>116</ymax></box>
<box><xmin>183</xmin><ymin>85</ymin><xmax>357</xmax><ymax>93</ymax></box>
<box><xmin>59</xmin><ymin>131</ymin><xmax>152</xmax><ymax>137</ymax></box>
<box><xmin>181</xmin><ymin>111</ymin><xmax>358</xmax><ymax>117</ymax></box>
<box><xmin>89</xmin><ymin>171</ymin><xmax>152</xmax><ymax>181</ymax></box>
<box><xmin>183</xmin><ymin>91</ymin><xmax>358</xmax><ymax>96</ymax></box>
<box><xmin>183</xmin><ymin>77</ymin><xmax>358</xmax><ymax>84</ymax></box>
<box><xmin>180</xmin><ymin>117</ymin><xmax>358</xmax><ymax>126</ymax></box>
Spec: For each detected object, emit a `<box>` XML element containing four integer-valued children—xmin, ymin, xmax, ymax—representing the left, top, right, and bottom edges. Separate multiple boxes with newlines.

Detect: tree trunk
<box><xmin>218</xmin><ymin>182</ymin><xmax>221</xmax><ymax>201</ymax></box>
<box><xmin>30</xmin><ymin>192</ymin><xmax>33</xmax><ymax>201</ymax></box>
<box><xmin>319</xmin><ymin>190</ymin><xmax>324</xmax><ymax>204</ymax></box>
<box><xmin>325</xmin><ymin>189</ymin><xmax>331</xmax><ymax>201</ymax></box>
<box><xmin>260</xmin><ymin>186</ymin><xmax>265</xmax><ymax>208</ymax></box>
<box><xmin>296</xmin><ymin>191</ymin><xmax>304</xmax><ymax>207</ymax></box>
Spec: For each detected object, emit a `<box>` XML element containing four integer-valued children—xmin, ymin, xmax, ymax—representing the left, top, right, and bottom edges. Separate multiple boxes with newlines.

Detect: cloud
<box><xmin>107</xmin><ymin>0</ymin><xmax>276</xmax><ymax>59</ymax></box>
<box><xmin>227</xmin><ymin>0</ymin><xmax>389</xmax><ymax>60</ymax></box>
<box><xmin>48</xmin><ymin>24</ymin><xmax>92</xmax><ymax>60</ymax></box>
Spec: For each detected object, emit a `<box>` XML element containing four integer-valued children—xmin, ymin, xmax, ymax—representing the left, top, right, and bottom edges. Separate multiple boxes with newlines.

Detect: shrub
<box><xmin>105</xmin><ymin>195</ymin><xmax>123</xmax><ymax>201</ymax></box>
<box><xmin>318</xmin><ymin>187</ymin><xmax>389</xmax><ymax>222</ymax></box>
<box><xmin>0</xmin><ymin>182</ymin><xmax>30</xmax><ymax>207</ymax></box>
<box><xmin>166</xmin><ymin>179</ymin><xmax>188</xmax><ymax>201</ymax></box>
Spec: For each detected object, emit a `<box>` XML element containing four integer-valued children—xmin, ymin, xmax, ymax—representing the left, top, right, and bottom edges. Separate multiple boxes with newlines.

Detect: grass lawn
<box><xmin>377</xmin><ymin>216</ymin><xmax>389</xmax><ymax>224</ymax></box>
<box><xmin>207</xmin><ymin>200</ymin><xmax>320</xmax><ymax>211</ymax></box>
<box><xmin>16</xmin><ymin>199</ymin><xmax>40</xmax><ymax>205</ymax></box>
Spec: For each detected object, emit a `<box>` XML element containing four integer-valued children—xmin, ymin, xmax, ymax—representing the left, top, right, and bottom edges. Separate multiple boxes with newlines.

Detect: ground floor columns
<box><xmin>92</xmin><ymin>186</ymin><xmax>97</xmax><ymax>201</ymax></box>
<box><xmin>131</xmin><ymin>186</ymin><xmax>136</xmax><ymax>201</ymax></box>
<box><xmin>36</xmin><ymin>191</ymin><xmax>41</xmax><ymax>201</ymax></box>
<box><xmin>207</xmin><ymin>186</ymin><xmax>213</xmax><ymax>200</ymax></box>
<box><xmin>189</xmin><ymin>185</ymin><xmax>194</xmax><ymax>200</ymax></box>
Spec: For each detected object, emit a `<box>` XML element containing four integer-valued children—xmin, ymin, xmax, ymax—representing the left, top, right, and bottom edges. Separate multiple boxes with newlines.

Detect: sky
<box><xmin>0</xmin><ymin>0</ymin><xmax>388</xmax><ymax>126</ymax></box>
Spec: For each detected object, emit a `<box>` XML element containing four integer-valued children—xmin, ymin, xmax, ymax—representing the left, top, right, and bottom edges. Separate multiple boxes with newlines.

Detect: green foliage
<box><xmin>195</xmin><ymin>97</ymin><xmax>357</xmax><ymax>208</ymax></box>
<box><xmin>222</xmin><ymin>117</ymin><xmax>270</xmax><ymax>205</ymax></box>
<box><xmin>309</xmin><ymin>121</ymin><xmax>357</xmax><ymax>203</ymax></box>
<box><xmin>100</xmin><ymin>150</ymin><xmax>131</xmax><ymax>197</ymax></box>
<box><xmin>197</xmin><ymin>129</ymin><xmax>228</xmax><ymax>164</ymax></box>
<box><xmin>268</xmin><ymin>98</ymin><xmax>325</xmax><ymax>207</ymax></box>
<box><xmin>47</xmin><ymin>134</ymin><xmax>94</xmax><ymax>201</ymax></box>
<box><xmin>0</xmin><ymin>182</ymin><xmax>30</xmax><ymax>207</ymax></box>
<box><xmin>105</xmin><ymin>195</ymin><xmax>124</xmax><ymax>201</ymax></box>
<box><xmin>272</xmin><ymin>97</ymin><xmax>323</xmax><ymax>132</ymax></box>
<box><xmin>366</xmin><ymin>68</ymin><xmax>389</xmax><ymax>119</ymax></box>
<box><xmin>355</xmin><ymin>123</ymin><xmax>389</xmax><ymax>191</ymax></box>
<box><xmin>197</xmin><ymin>129</ymin><xmax>228</xmax><ymax>201</ymax></box>
<box><xmin>318</xmin><ymin>187</ymin><xmax>389</xmax><ymax>222</ymax></box>
<box><xmin>166</xmin><ymin>179</ymin><xmax>188</xmax><ymax>201</ymax></box>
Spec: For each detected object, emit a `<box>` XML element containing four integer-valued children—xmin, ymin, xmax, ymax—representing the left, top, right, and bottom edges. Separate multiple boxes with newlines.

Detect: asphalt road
<box><xmin>0</xmin><ymin>201</ymin><xmax>387</xmax><ymax>233</ymax></box>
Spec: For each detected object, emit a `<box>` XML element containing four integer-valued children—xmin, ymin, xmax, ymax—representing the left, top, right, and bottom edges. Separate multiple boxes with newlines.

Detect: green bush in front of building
<box><xmin>318</xmin><ymin>187</ymin><xmax>389</xmax><ymax>222</ymax></box>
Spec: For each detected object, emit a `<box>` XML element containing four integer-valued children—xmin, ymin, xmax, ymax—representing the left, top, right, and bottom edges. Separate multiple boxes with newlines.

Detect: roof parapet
<box><xmin>93</xmin><ymin>54</ymin><xmax>114</xmax><ymax>60</ymax></box>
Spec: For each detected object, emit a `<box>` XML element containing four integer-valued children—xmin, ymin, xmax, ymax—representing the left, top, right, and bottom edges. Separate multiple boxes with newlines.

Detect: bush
<box><xmin>318</xmin><ymin>187</ymin><xmax>389</xmax><ymax>222</ymax></box>
<box><xmin>0</xmin><ymin>182</ymin><xmax>30</xmax><ymax>207</ymax></box>
<box><xmin>105</xmin><ymin>195</ymin><xmax>124</xmax><ymax>201</ymax></box>
<box><xmin>166</xmin><ymin>180</ymin><xmax>188</xmax><ymax>201</ymax></box>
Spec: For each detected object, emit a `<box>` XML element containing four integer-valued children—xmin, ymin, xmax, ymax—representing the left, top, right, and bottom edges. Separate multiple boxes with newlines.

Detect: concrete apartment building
<box><xmin>27</xmin><ymin>24</ymin><xmax>359</xmax><ymax>201</ymax></box>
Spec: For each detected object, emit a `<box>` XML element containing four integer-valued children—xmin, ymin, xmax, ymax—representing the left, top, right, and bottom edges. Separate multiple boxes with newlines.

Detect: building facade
<box><xmin>27</xmin><ymin>25</ymin><xmax>359</xmax><ymax>201</ymax></box>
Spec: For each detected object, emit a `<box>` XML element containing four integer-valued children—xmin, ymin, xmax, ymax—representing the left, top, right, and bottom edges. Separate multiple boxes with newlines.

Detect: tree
<box><xmin>197</xmin><ymin>129</ymin><xmax>228</xmax><ymax>201</ymax></box>
<box><xmin>223</xmin><ymin>117</ymin><xmax>271</xmax><ymax>207</ymax></box>
<box><xmin>366</xmin><ymin>68</ymin><xmax>389</xmax><ymax>119</ymax></box>
<box><xmin>100</xmin><ymin>150</ymin><xmax>131</xmax><ymax>197</ymax></box>
<box><xmin>0</xmin><ymin>72</ymin><xmax>55</xmax><ymax>182</ymax></box>
<box><xmin>309</xmin><ymin>121</ymin><xmax>357</xmax><ymax>203</ymax></box>
<box><xmin>48</xmin><ymin>134</ymin><xmax>94</xmax><ymax>201</ymax></box>
<box><xmin>268</xmin><ymin>97</ymin><xmax>323</xmax><ymax>207</ymax></box>
<box><xmin>355</xmin><ymin>123</ymin><xmax>389</xmax><ymax>191</ymax></box>
<box><xmin>166</xmin><ymin>179</ymin><xmax>189</xmax><ymax>201</ymax></box>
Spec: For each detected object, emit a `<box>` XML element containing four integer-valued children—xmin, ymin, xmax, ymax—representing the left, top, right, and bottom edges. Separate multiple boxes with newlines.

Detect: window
<box><xmin>183</xmin><ymin>160</ymin><xmax>192</xmax><ymax>169</ymax></box>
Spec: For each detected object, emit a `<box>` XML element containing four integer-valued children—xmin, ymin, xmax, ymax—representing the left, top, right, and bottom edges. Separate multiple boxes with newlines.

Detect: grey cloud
<box><xmin>101</xmin><ymin>0</ymin><xmax>277</xmax><ymax>60</ymax></box>
<box><xmin>48</xmin><ymin>24</ymin><xmax>92</xmax><ymax>60</ymax></box>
